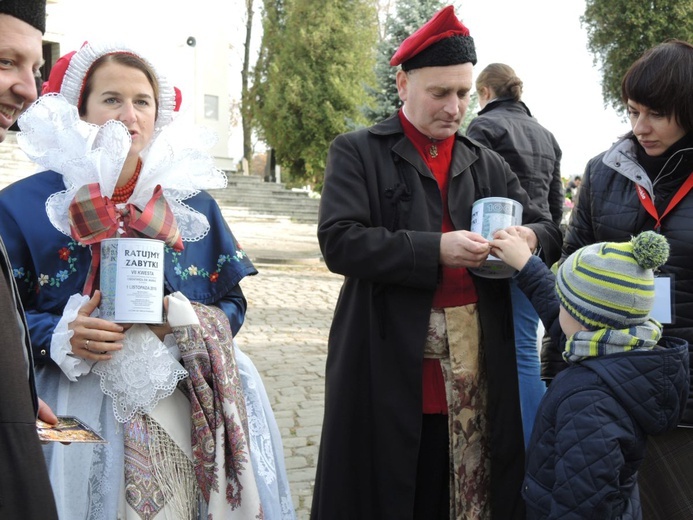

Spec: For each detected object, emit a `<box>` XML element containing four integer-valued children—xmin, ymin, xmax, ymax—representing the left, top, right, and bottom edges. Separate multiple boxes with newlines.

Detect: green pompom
<box><xmin>631</xmin><ymin>231</ymin><xmax>669</xmax><ymax>269</ymax></box>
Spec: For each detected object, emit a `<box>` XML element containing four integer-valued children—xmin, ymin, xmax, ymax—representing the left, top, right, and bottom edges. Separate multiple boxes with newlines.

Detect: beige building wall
<box><xmin>43</xmin><ymin>0</ymin><xmax>244</xmax><ymax>171</ymax></box>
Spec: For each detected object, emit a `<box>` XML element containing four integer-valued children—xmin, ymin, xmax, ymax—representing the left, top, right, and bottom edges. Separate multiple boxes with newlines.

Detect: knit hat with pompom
<box><xmin>556</xmin><ymin>231</ymin><xmax>669</xmax><ymax>329</ymax></box>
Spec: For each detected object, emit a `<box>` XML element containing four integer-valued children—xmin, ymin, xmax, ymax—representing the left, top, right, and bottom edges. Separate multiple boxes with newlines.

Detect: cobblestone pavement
<box><xmin>231</xmin><ymin>219</ymin><xmax>341</xmax><ymax>519</ymax></box>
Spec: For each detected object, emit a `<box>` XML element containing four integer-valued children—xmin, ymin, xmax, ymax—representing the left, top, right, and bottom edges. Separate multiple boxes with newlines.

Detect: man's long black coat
<box><xmin>311</xmin><ymin>115</ymin><xmax>562</xmax><ymax>520</ymax></box>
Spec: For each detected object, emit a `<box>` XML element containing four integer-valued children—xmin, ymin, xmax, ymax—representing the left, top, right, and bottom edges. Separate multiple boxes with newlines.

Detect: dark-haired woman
<box><xmin>546</xmin><ymin>39</ymin><xmax>693</xmax><ymax>520</ymax></box>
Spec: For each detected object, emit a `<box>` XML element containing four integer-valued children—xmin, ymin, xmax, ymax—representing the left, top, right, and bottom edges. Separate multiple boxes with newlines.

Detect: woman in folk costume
<box><xmin>0</xmin><ymin>41</ymin><xmax>295</xmax><ymax>519</ymax></box>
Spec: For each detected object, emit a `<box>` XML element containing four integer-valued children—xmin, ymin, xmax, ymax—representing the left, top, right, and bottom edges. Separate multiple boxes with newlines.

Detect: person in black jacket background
<box><xmin>467</xmin><ymin>63</ymin><xmax>563</xmax><ymax>447</ymax></box>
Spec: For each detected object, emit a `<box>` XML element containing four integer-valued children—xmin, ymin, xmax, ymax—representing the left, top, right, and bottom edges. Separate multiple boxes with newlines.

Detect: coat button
<box><xmin>40</xmin><ymin>349</ymin><xmax>47</xmax><ymax>356</ymax></box>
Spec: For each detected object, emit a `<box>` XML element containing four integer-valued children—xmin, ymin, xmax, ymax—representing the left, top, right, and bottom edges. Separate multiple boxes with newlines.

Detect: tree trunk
<box><xmin>242</xmin><ymin>0</ymin><xmax>254</xmax><ymax>165</ymax></box>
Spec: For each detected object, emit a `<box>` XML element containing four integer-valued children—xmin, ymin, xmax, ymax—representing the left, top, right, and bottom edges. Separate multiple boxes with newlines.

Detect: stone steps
<box><xmin>214</xmin><ymin>173</ymin><xmax>320</xmax><ymax>223</ymax></box>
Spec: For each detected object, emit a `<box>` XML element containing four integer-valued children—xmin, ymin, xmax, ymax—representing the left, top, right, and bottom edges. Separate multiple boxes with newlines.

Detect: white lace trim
<box><xmin>234</xmin><ymin>344</ymin><xmax>296</xmax><ymax>519</ymax></box>
<box><xmin>50</xmin><ymin>293</ymin><xmax>97</xmax><ymax>381</ymax></box>
<box><xmin>17</xmin><ymin>93</ymin><xmax>227</xmax><ymax>242</ymax></box>
<box><xmin>243</xmin><ymin>373</ymin><xmax>278</xmax><ymax>486</ymax></box>
<box><xmin>92</xmin><ymin>324</ymin><xmax>188</xmax><ymax>423</ymax></box>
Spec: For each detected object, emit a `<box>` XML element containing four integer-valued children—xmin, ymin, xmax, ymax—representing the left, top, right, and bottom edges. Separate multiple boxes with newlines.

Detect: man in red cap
<box><xmin>312</xmin><ymin>5</ymin><xmax>561</xmax><ymax>519</ymax></box>
<box><xmin>0</xmin><ymin>1</ymin><xmax>59</xmax><ymax>518</ymax></box>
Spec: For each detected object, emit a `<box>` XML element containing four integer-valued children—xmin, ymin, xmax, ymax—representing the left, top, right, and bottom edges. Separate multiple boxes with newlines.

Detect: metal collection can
<box><xmin>469</xmin><ymin>197</ymin><xmax>523</xmax><ymax>279</ymax></box>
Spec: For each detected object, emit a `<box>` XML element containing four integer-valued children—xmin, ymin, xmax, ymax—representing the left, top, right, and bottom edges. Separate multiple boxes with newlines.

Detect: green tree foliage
<box><xmin>582</xmin><ymin>0</ymin><xmax>693</xmax><ymax>113</ymax></box>
<box><xmin>364</xmin><ymin>0</ymin><xmax>445</xmax><ymax>123</ymax></box>
<box><xmin>251</xmin><ymin>0</ymin><xmax>378</xmax><ymax>188</ymax></box>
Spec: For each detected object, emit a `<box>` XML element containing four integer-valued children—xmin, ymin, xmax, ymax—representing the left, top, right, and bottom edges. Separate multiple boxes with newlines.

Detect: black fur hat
<box><xmin>0</xmin><ymin>0</ymin><xmax>46</xmax><ymax>34</ymax></box>
<box><xmin>390</xmin><ymin>6</ymin><xmax>476</xmax><ymax>70</ymax></box>
<box><xmin>401</xmin><ymin>35</ymin><xmax>477</xmax><ymax>71</ymax></box>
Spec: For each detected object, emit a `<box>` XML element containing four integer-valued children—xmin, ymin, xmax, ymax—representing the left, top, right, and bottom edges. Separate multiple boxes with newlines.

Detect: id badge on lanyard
<box><xmin>652</xmin><ymin>275</ymin><xmax>674</xmax><ymax>324</ymax></box>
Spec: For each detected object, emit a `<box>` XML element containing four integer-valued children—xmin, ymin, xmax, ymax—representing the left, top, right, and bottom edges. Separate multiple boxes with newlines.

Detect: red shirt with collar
<box><xmin>399</xmin><ymin>111</ymin><xmax>478</xmax><ymax>414</ymax></box>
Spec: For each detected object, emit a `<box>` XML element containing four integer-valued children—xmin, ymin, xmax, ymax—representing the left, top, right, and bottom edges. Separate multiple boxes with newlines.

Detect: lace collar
<box><xmin>16</xmin><ymin>93</ymin><xmax>227</xmax><ymax>242</ymax></box>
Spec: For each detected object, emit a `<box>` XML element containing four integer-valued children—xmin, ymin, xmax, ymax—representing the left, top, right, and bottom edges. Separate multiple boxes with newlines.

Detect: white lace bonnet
<box><xmin>43</xmin><ymin>40</ymin><xmax>180</xmax><ymax>130</ymax></box>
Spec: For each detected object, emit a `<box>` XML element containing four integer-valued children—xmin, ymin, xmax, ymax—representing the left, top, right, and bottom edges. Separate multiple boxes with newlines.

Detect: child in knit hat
<box><xmin>491</xmin><ymin>229</ymin><xmax>689</xmax><ymax>519</ymax></box>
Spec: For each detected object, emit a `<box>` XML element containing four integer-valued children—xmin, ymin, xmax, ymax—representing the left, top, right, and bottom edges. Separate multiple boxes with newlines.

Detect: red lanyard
<box><xmin>635</xmin><ymin>172</ymin><xmax>693</xmax><ymax>230</ymax></box>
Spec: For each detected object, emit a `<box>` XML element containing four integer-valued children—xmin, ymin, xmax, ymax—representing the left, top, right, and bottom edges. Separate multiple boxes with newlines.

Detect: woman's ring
<box><xmin>85</xmin><ymin>339</ymin><xmax>91</xmax><ymax>351</ymax></box>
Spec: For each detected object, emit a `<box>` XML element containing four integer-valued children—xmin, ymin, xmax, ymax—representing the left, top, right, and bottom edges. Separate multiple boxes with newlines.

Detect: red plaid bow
<box><xmin>69</xmin><ymin>183</ymin><xmax>184</xmax><ymax>295</ymax></box>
